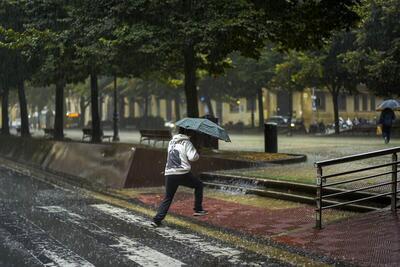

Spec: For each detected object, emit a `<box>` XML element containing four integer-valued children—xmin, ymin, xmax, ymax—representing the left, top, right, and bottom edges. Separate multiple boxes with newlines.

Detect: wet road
<box><xmin>0</xmin><ymin>166</ymin><xmax>287</xmax><ymax>267</ymax></box>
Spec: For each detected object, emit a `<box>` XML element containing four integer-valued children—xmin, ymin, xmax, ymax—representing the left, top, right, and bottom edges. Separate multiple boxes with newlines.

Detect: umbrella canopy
<box><xmin>175</xmin><ymin>118</ymin><xmax>231</xmax><ymax>142</ymax></box>
<box><xmin>376</xmin><ymin>99</ymin><xmax>400</xmax><ymax>111</ymax></box>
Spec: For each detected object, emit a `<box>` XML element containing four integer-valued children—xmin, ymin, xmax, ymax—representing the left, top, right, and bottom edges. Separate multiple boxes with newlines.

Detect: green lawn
<box><xmin>220</xmin><ymin>164</ymin><xmax>315</xmax><ymax>185</ymax></box>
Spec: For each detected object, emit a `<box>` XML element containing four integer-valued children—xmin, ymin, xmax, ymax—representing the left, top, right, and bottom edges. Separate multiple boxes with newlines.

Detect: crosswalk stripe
<box><xmin>0</xmin><ymin>212</ymin><xmax>94</xmax><ymax>267</ymax></box>
<box><xmin>38</xmin><ymin>206</ymin><xmax>185</xmax><ymax>267</ymax></box>
<box><xmin>91</xmin><ymin>204</ymin><xmax>256</xmax><ymax>266</ymax></box>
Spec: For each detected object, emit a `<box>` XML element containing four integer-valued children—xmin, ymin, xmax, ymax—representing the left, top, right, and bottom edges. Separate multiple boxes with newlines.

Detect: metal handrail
<box><xmin>320</xmin><ymin>191</ymin><xmax>397</xmax><ymax>210</ymax></box>
<box><xmin>315</xmin><ymin>148</ymin><xmax>399</xmax><ymax>229</ymax></box>
<box><xmin>320</xmin><ymin>180</ymin><xmax>395</xmax><ymax>199</ymax></box>
<box><xmin>324</xmin><ymin>170</ymin><xmax>397</xmax><ymax>187</ymax></box>
<box><xmin>315</xmin><ymin>147</ymin><xmax>400</xmax><ymax>167</ymax></box>
<box><xmin>321</xmin><ymin>161</ymin><xmax>400</xmax><ymax>179</ymax></box>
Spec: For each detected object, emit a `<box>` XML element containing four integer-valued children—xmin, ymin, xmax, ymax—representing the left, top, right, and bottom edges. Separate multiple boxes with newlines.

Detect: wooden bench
<box><xmin>139</xmin><ymin>129</ymin><xmax>172</xmax><ymax>147</ymax></box>
<box><xmin>82</xmin><ymin>128</ymin><xmax>112</xmax><ymax>142</ymax></box>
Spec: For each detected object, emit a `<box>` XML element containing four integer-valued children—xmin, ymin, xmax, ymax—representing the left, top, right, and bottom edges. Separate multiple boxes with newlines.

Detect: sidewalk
<box><xmin>274</xmin><ymin>209</ymin><xmax>400</xmax><ymax>267</ymax></box>
<box><xmin>114</xmin><ymin>187</ymin><xmax>399</xmax><ymax>267</ymax></box>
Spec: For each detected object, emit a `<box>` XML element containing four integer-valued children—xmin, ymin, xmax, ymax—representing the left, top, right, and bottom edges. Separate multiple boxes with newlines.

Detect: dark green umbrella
<box><xmin>176</xmin><ymin>118</ymin><xmax>231</xmax><ymax>142</ymax></box>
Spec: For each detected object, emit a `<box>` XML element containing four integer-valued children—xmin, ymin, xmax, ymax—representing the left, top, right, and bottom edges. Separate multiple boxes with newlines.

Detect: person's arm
<box><xmin>185</xmin><ymin>141</ymin><xmax>199</xmax><ymax>161</ymax></box>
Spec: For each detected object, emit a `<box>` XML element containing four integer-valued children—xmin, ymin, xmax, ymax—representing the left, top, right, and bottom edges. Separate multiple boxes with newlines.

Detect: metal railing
<box><xmin>315</xmin><ymin>147</ymin><xmax>400</xmax><ymax>229</ymax></box>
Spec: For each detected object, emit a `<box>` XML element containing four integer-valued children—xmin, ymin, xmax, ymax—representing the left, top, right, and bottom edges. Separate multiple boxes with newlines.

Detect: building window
<box><xmin>354</xmin><ymin>94</ymin><xmax>360</xmax><ymax>112</ymax></box>
<box><xmin>315</xmin><ymin>91</ymin><xmax>326</xmax><ymax>111</ymax></box>
<box><xmin>370</xmin><ymin>96</ymin><xmax>376</xmax><ymax>111</ymax></box>
<box><xmin>362</xmin><ymin>94</ymin><xmax>368</xmax><ymax>111</ymax></box>
<box><xmin>229</xmin><ymin>101</ymin><xmax>240</xmax><ymax>113</ymax></box>
<box><xmin>338</xmin><ymin>94</ymin><xmax>347</xmax><ymax>111</ymax></box>
<box><xmin>246</xmin><ymin>97</ymin><xmax>256</xmax><ymax>112</ymax></box>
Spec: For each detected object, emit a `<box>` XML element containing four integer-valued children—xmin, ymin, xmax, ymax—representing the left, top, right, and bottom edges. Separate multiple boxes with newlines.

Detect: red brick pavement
<box><xmin>274</xmin><ymin>210</ymin><xmax>400</xmax><ymax>267</ymax></box>
<box><xmin>137</xmin><ymin>192</ymin><xmax>317</xmax><ymax>236</ymax></box>
<box><xmin>137</xmin><ymin>192</ymin><xmax>400</xmax><ymax>266</ymax></box>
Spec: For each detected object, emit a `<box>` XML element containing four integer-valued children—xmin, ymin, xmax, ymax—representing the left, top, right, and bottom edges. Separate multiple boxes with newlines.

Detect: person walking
<box><xmin>151</xmin><ymin>129</ymin><xmax>207</xmax><ymax>227</ymax></box>
<box><xmin>379</xmin><ymin>108</ymin><xmax>396</xmax><ymax>144</ymax></box>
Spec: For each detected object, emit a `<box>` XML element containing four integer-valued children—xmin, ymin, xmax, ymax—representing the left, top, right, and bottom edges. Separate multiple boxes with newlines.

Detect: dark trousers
<box><xmin>153</xmin><ymin>172</ymin><xmax>203</xmax><ymax>223</ymax></box>
<box><xmin>382</xmin><ymin>125</ymin><xmax>392</xmax><ymax>142</ymax></box>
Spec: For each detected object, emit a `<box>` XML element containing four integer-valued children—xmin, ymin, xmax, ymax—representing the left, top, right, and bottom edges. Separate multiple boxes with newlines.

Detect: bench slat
<box><xmin>139</xmin><ymin>129</ymin><xmax>171</xmax><ymax>146</ymax></box>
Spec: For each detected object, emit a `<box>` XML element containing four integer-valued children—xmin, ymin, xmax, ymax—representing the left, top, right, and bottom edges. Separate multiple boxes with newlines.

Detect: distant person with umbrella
<box><xmin>151</xmin><ymin>118</ymin><xmax>230</xmax><ymax>227</ymax></box>
<box><xmin>377</xmin><ymin>100</ymin><xmax>399</xmax><ymax>144</ymax></box>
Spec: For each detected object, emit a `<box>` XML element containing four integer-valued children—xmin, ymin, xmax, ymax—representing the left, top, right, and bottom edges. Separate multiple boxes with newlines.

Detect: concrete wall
<box><xmin>0</xmin><ymin>136</ymin><xmax>134</xmax><ymax>188</ymax></box>
<box><xmin>0</xmin><ymin>136</ymin><xmax>259</xmax><ymax>189</ymax></box>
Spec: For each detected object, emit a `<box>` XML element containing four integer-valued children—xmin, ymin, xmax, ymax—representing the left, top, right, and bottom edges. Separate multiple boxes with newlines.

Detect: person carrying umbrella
<box><xmin>377</xmin><ymin>99</ymin><xmax>399</xmax><ymax>144</ymax></box>
<box><xmin>379</xmin><ymin>108</ymin><xmax>396</xmax><ymax>144</ymax></box>
<box><xmin>151</xmin><ymin>118</ymin><xmax>231</xmax><ymax>227</ymax></box>
<box><xmin>151</xmin><ymin>127</ymin><xmax>208</xmax><ymax>227</ymax></box>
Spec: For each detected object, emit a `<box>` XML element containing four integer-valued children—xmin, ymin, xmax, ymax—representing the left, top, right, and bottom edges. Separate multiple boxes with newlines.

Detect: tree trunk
<box><xmin>1</xmin><ymin>86</ymin><xmax>10</xmax><ymax>135</ymax></box>
<box><xmin>17</xmin><ymin>78</ymin><xmax>30</xmax><ymax>137</ymax></box>
<box><xmin>250</xmin><ymin>97</ymin><xmax>255</xmax><ymax>128</ymax></box>
<box><xmin>118</xmin><ymin>95</ymin><xmax>126</xmax><ymax>127</ymax></box>
<box><xmin>287</xmin><ymin>90</ymin><xmax>293</xmax><ymax>136</ymax></box>
<box><xmin>257</xmin><ymin>87</ymin><xmax>264</xmax><ymax>129</ymax></box>
<box><xmin>112</xmin><ymin>75</ymin><xmax>119</xmax><ymax>141</ymax></box>
<box><xmin>90</xmin><ymin>72</ymin><xmax>101</xmax><ymax>142</ymax></box>
<box><xmin>184</xmin><ymin>43</ymin><xmax>199</xmax><ymax>118</ymax></box>
<box><xmin>174</xmin><ymin>94</ymin><xmax>181</xmax><ymax>121</ymax></box>
<box><xmin>99</xmin><ymin>94</ymin><xmax>104</xmax><ymax>123</ymax></box>
<box><xmin>79</xmin><ymin>96</ymin><xmax>86</xmax><ymax>128</ymax></box>
<box><xmin>54</xmin><ymin>81</ymin><xmax>65</xmax><ymax>140</ymax></box>
<box><xmin>332</xmin><ymin>90</ymin><xmax>340</xmax><ymax>134</ymax></box>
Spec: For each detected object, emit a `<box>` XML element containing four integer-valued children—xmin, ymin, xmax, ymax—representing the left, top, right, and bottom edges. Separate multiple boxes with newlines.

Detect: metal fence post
<box><xmin>392</xmin><ymin>153</ymin><xmax>398</xmax><ymax>212</ymax></box>
<box><xmin>316</xmin><ymin>165</ymin><xmax>323</xmax><ymax>229</ymax></box>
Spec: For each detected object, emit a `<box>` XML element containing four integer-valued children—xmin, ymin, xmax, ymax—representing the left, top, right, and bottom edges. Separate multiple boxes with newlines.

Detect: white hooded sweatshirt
<box><xmin>164</xmin><ymin>134</ymin><xmax>199</xmax><ymax>175</ymax></box>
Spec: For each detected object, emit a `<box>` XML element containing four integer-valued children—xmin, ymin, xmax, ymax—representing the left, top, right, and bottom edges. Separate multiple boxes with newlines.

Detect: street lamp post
<box><xmin>113</xmin><ymin>75</ymin><xmax>120</xmax><ymax>142</ymax></box>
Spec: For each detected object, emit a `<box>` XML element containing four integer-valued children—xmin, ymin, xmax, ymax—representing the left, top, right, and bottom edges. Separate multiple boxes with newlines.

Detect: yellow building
<box><xmin>210</xmin><ymin>88</ymin><xmax>383</xmax><ymax>129</ymax></box>
<box><xmin>82</xmin><ymin>88</ymin><xmax>385</xmax><ymax>129</ymax></box>
<box><xmin>2</xmin><ymin>87</ymin><xmax>385</xmax><ymax>130</ymax></box>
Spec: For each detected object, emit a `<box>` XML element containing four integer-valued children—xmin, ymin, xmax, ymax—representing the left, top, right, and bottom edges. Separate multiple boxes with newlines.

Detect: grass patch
<box><xmin>220</xmin><ymin>164</ymin><xmax>315</xmax><ymax>185</ymax></box>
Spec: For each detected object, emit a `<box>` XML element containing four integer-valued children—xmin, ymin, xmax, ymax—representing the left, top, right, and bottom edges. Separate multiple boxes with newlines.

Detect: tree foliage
<box><xmin>344</xmin><ymin>0</ymin><xmax>400</xmax><ymax>96</ymax></box>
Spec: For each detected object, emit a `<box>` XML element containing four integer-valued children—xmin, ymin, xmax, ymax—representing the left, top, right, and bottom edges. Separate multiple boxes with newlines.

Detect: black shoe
<box><xmin>151</xmin><ymin>221</ymin><xmax>162</xmax><ymax>227</ymax></box>
<box><xmin>193</xmin><ymin>210</ymin><xmax>208</xmax><ymax>216</ymax></box>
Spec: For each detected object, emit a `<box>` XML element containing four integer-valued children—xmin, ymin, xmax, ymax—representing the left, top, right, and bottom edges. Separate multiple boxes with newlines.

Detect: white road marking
<box><xmin>0</xmin><ymin>212</ymin><xmax>94</xmax><ymax>267</ymax></box>
<box><xmin>112</xmin><ymin>236</ymin><xmax>184</xmax><ymax>267</ymax></box>
<box><xmin>91</xmin><ymin>204</ymin><xmax>247</xmax><ymax>265</ymax></box>
<box><xmin>38</xmin><ymin>206</ymin><xmax>184</xmax><ymax>267</ymax></box>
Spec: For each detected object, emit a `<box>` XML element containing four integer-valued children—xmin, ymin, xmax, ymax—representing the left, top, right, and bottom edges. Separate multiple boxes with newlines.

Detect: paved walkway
<box><xmin>114</xmin><ymin>187</ymin><xmax>399</xmax><ymax>266</ymax></box>
<box><xmin>275</xmin><ymin>209</ymin><xmax>400</xmax><ymax>267</ymax></box>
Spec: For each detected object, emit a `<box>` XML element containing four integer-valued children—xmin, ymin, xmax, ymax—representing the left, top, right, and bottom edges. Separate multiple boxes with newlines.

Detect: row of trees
<box><xmin>0</xmin><ymin>1</ymin><xmax>365</xmax><ymax>141</ymax></box>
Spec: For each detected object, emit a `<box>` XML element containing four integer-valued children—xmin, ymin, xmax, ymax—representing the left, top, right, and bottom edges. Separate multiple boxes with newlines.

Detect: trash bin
<box><xmin>265</xmin><ymin>122</ymin><xmax>277</xmax><ymax>153</ymax></box>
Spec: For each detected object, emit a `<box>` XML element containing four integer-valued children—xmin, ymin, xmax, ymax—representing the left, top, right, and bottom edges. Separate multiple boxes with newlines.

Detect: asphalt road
<box><xmin>0</xmin><ymin>166</ymin><xmax>287</xmax><ymax>267</ymax></box>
